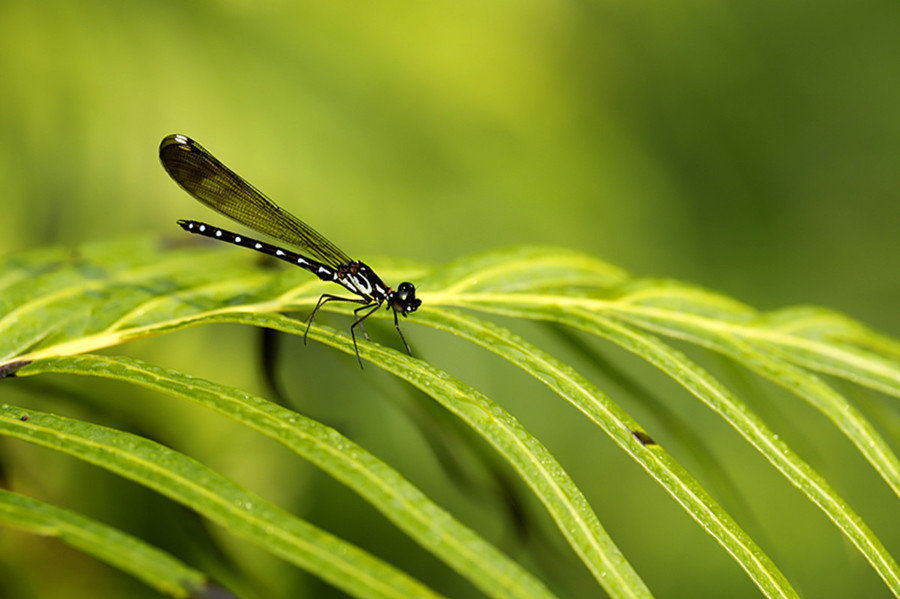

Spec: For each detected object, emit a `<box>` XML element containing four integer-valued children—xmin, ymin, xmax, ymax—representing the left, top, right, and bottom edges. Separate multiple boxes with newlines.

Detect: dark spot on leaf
<box><xmin>631</xmin><ymin>430</ymin><xmax>656</xmax><ymax>446</ymax></box>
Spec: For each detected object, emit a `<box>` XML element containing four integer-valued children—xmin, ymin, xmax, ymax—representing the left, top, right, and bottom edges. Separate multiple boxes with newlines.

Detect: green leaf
<box><xmin>0</xmin><ymin>488</ymin><xmax>215</xmax><ymax>598</ymax></box>
<box><xmin>412</xmin><ymin>308</ymin><xmax>793</xmax><ymax>598</ymax></box>
<box><xmin>433</xmin><ymin>265</ymin><xmax>900</xmax><ymax>593</ymax></box>
<box><xmin>590</xmin><ymin>282</ymin><xmax>900</xmax><ymax>500</ymax></box>
<box><xmin>17</xmin><ymin>353</ymin><xmax>557</xmax><ymax>599</ymax></box>
<box><xmin>3</xmin><ymin>238</ymin><xmax>899</xmax><ymax>597</ymax></box>
<box><xmin>0</xmin><ymin>404</ymin><xmax>439</xmax><ymax>599</ymax></box>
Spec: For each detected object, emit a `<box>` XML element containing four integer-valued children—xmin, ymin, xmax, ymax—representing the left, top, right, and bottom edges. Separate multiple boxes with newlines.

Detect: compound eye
<box><xmin>396</xmin><ymin>282</ymin><xmax>421</xmax><ymax>312</ymax></box>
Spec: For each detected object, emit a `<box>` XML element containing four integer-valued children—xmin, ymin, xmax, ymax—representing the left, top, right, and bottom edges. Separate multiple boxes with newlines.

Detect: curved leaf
<box><xmin>412</xmin><ymin>308</ymin><xmax>794</xmax><ymax>598</ymax></box>
<box><xmin>16</xmin><ymin>353</ymin><xmax>556</xmax><ymax>599</ymax></box>
<box><xmin>0</xmin><ymin>488</ymin><xmax>223</xmax><ymax>598</ymax></box>
<box><xmin>0</xmin><ymin>404</ymin><xmax>439</xmax><ymax>599</ymax></box>
<box><xmin>2</xmin><ymin>239</ymin><xmax>898</xmax><ymax>597</ymax></box>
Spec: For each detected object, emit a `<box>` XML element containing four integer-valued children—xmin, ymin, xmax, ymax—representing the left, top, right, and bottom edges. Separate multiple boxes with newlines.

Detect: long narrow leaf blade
<box><xmin>0</xmin><ymin>488</ymin><xmax>222</xmax><ymax>598</ymax></box>
<box><xmin>0</xmin><ymin>404</ymin><xmax>440</xmax><ymax>599</ymax></box>
<box><xmin>411</xmin><ymin>308</ymin><xmax>797</xmax><ymax>599</ymax></box>
<box><xmin>15</xmin><ymin>354</ymin><xmax>556</xmax><ymax>599</ymax></box>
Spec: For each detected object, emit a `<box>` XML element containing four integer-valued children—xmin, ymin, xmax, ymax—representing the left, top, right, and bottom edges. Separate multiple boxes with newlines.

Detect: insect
<box><xmin>159</xmin><ymin>134</ymin><xmax>421</xmax><ymax>367</ymax></box>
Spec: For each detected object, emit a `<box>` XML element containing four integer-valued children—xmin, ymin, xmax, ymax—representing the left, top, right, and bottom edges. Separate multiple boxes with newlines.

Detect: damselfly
<box><xmin>159</xmin><ymin>134</ymin><xmax>421</xmax><ymax>367</ymax></box>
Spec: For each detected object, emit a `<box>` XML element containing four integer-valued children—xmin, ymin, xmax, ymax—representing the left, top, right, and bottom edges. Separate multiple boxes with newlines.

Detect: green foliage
<box><xmin>0</xmin><ymin>488</ymin><xmax>209</xmax><ymax>597</ymax></box>
<box><xmin>1</xmin><ymin>239</ymin><xmax>898</xmax><ymax>598</ymax></box>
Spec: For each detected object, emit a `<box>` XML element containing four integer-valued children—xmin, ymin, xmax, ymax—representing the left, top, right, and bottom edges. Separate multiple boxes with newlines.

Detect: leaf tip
<box><xmin>0</xmin><ymin>360</ymin><xmax>32</xmax><ymax>380</ymax></box>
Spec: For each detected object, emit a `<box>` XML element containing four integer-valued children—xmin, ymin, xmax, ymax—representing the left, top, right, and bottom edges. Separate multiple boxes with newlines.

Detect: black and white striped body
<box><xmin>176</xmin><ymin>218</ymin><xmax>420</xmax><ymax>366</ymax></box>
<box><xmin>178</xmin><ymin>219</ymin><xmax>390</xmax><ymax>301</ymax></box>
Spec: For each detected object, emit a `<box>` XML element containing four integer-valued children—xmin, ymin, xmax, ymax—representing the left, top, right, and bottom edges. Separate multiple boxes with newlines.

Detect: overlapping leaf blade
<box><xmin>16</xmin><ymin>352</ymin><xmax>558</xmax><ymax>599</ymax></box>
<box><xmin>2</xmin><ymin>238</ymin><xmax>898</xmax><ymax>597</ymax></box>
<box><xmin>0</xmin><ymin>488</ymin><xmax>215</xmax><ymax>598</ymax></box>
<box><xmin>0</xmin><ymin>404</ymin><xmax>439</xmax><ymax>599</ymax></box>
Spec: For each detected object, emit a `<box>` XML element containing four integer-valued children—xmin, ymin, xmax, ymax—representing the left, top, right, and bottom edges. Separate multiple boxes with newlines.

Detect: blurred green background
<box><xmin>1</xmin><ymin>0</ymin><xmax>899</xmax><ymax>597</ymax></box>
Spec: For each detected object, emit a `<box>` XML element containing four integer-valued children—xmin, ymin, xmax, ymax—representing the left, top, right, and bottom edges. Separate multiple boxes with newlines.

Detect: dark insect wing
<box><xmin>159</xmin><ymin>134</ymin><xmax>352</xmax><ymax>269</ymax></box>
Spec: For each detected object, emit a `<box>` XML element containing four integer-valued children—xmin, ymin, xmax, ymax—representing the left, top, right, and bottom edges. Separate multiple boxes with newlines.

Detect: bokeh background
<box><xmin>1</xmin><ymin>1</ymin><xmax>898</xmax><ymax>598</ymax></box>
